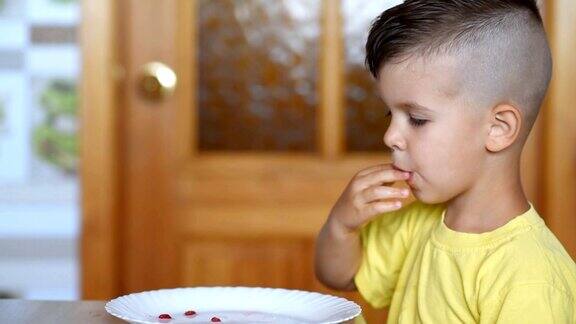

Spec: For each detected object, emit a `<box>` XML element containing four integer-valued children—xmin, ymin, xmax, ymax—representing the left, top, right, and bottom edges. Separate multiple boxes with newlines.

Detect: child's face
<box><xmin>378</xmin><ymin>55</ymin><xmax>488</xmax><ymax>204</ymax></box>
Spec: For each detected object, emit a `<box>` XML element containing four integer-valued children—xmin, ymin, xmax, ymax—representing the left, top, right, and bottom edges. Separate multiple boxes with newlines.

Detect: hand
<box><xmin>327</xmin><ymin>163</ymin><xmax>411</xmax><ymax>235</ymax></box>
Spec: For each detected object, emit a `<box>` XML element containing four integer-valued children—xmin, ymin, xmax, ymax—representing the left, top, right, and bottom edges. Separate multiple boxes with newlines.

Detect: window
<box><xmin>0</xmin><ymin>0</ymin><xmax>80</xmax><ymax>300</ymax></box>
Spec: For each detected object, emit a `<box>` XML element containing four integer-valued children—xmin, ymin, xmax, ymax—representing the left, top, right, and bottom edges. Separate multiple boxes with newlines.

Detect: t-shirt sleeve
<box><xmin>353</xmin><ymin>201</ymin><xmax>423</xmax><ymax>309</ymax></box>
<box><xmin>480</xmin><ymin>283</ymin><xmax>575</xmax><ymax>324</ymax></box>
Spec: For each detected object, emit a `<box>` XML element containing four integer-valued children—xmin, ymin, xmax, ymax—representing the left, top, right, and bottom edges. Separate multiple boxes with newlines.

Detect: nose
<box><xmin>383</xmin><ymin>120</ymin><xmax>406</xmax><ymax>151</ymax></box>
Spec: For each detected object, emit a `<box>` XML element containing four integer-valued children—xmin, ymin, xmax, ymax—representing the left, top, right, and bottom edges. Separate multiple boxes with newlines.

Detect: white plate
<box><xmin>105</xmin><ymin>286</ymin><xmax>362</xmax><ymax>324</ymax></box>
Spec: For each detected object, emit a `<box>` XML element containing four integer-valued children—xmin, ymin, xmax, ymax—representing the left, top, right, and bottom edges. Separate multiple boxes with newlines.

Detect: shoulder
<box><xmin>480</xmin><ymin>282</ymin><xmax>576</xmax><ymax>323</ymax></box>
<box><xmin>478</xmin><ymin>223</ymin><xmax>576</xmax><ymax>303</ymax></box>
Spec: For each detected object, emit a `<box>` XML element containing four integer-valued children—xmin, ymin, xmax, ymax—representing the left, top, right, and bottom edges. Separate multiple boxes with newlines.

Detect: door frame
<box><xmin>80</xmin><ymin>0</ymin><xmax>123</xmax><ymax>299</ymax></box>
<box><xmin>542</xmin><ymin>0</ymin><xmax>576</xmax><ymax>257</ymax></box>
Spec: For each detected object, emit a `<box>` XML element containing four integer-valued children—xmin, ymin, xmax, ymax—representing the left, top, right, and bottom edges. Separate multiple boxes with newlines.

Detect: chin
<box><xmin>411</xmin><ymin>189</ymin><xmax>446</xmax><ymax>205</ymax></box>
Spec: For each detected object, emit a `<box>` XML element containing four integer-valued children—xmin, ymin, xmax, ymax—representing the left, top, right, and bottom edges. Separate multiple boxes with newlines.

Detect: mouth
<box><xmin>392</xmin><ymin>164</ymin><xmax>411</xmax><ymax>173</ymax></box>
<box><xmin>393</xmin><ymin>163</ymin><xmax>414</xmax><ymax>184</ymax></box>
<box><xmin>407</xmin><ymin>174</ymin><xmax>415</xmax><ymax>187</ymax></box>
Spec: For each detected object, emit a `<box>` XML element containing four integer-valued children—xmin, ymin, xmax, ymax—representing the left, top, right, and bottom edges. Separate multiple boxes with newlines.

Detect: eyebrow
<box><xmin>382</xmin><ymin>100</ymin><xmax>434</xmax><ymax>114</ymax></box>
<box><xmin>396</xmin><ymin>102</ymin><xmax>434</xmax><ymax>113</ymax></box>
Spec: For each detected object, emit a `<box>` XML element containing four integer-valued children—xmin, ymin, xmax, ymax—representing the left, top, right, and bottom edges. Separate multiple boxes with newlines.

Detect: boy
<box><xmin>315</xmin><ymin>0</ymin><xmax>576</xmax><ymax>323</ymax></box>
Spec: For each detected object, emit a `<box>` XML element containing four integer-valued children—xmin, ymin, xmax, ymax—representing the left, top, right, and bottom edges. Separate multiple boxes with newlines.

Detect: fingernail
<box><xmin>402</xmin><ymin>189</ymin><xmax>409</xmax><ymax>196</ymax></box>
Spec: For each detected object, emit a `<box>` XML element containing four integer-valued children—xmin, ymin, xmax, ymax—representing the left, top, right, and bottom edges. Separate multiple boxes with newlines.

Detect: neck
<box><xmin>443</xmin><ymin>158</ymin><xmax>530</xmax><ymax>234</ymax></box>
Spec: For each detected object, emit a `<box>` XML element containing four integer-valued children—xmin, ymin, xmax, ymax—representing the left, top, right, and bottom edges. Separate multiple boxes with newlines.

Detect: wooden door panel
<box><xmin>176</xmin><ymin>156</ymin><xmax>400</xmax><ymax>238</ymax></box>
<box><xmin>178</xmin><ymin>155</ymin><xmax>396</xmax><ymax>206</ymax></box>
<box><xmin>180</xmin><ymin>238</ymin><xmax>390</xmax><ymax>322</ymax></box>
<box><xmin>180</xmin><ymin>238</ymin><xmax>313</xmax><ymax>288</ymax></box>
<box><xmin>178</xmin><ymin>206</ymin><xmax>328</xmax><ymax>238</ymax></box>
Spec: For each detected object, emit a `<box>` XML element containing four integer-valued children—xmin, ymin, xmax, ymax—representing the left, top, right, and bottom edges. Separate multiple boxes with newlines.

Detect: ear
<box><xmin>485</xmin><ymin>103</ymin><xmax>522</xmax><ymax>152</ymax></box>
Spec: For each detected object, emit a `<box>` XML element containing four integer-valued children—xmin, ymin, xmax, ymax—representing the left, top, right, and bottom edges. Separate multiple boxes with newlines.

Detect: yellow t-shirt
<box><xmin>353</xmin><ymin>200</ymin><xmax>576</xmax><ymax>323</ymax></box>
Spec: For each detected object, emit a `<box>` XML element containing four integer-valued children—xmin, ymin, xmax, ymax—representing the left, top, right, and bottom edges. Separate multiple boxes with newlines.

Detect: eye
<box><xmin>386</xmin><ymin>110</ymin><xmax>428</xmax><ymax>127</ymax></box>
<box><xmin>409</xmin><ymin>115</ymin><xmax>428</xmax><ymax>127</ymax></box>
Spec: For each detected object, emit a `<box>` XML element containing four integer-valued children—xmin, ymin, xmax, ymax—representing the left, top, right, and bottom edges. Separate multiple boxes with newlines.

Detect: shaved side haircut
<box><xmin>366</xmin><ymin>0</ymin><xmax>552</xmax><ymax>143</ymax></box>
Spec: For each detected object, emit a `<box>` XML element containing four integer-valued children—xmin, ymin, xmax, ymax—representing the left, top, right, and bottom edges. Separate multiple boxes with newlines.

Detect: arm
<box><xmin>314</xmin><ymin>164</ymin><xmax>412</xmax><ymax>291</ymax></box>
<box><xmin>314</xmin><ymin>216</ymin><xmax>362</xmax><ymax>291</ymax></box>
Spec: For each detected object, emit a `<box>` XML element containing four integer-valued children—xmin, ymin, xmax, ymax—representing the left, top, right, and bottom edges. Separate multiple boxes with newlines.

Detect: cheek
<box><xmin>413</xmin><ymin>124</ymin><xmax>483</xmax><ymax>186</ymax></box>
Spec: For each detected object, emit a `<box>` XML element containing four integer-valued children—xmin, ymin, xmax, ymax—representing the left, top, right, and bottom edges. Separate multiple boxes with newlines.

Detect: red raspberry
<box><xmin>158</xmin><ymin>313</ymin><xmax>172</xmax><ymax>319</ymax></box>
<box><xmin>211</xmin><ymin>317</ymin><xmax>222</xmax><ymax>322</ymax></box>
<box><xmin>184</xmin><ymin>310</ymin><xmax>197</xmax><ymax>316</ymax></box>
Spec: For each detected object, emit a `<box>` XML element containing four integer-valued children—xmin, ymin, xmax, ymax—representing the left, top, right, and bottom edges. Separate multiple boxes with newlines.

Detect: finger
<box><xmin>359</xmin><ymin>186</ymin><xmax>410</xmax><ymax>204</ymax></box>
<box><xmin>355</xmin><ymin>164</ymin><xmax>391</xmax><ymax>177</ymax></box>
<box><xmin>357</xmin><ymin>168</ymin><xmax>410</xmax><ymax>190</ymax></box>
<box><xmin>361</xmin><ymin>201</ymin><xmax>403</xmax><ymax>220</ymax></box>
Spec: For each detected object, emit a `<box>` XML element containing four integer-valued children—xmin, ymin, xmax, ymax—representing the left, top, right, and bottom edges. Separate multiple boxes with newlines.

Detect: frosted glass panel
<box><xmin>198</xmin><ymin>0</ymin><xmax>320</xmax><ymax>151</ymax></box>
<box><xmin>343</xmin><ymin>0</ymin><xmax>400</xmax><ymax>152</ymax></box>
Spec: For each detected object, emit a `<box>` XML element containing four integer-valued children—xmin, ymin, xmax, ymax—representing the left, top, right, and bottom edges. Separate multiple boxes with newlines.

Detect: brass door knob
<box><xmin>137</xmin><ymin>62</ymin><xmax>177</xmax><ymax>101</ymax></box>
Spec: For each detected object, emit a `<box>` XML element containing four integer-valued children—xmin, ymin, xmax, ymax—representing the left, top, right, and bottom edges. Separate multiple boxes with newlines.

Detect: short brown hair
<box><xmin>365</xmin><ymin>0</ymin><xmax>551</xmax><ymax>140</ymax></box>
<box><xmin>365</xmin><ymin>0</ymin><xmax>544</xmax><ymax>78</ymax></box>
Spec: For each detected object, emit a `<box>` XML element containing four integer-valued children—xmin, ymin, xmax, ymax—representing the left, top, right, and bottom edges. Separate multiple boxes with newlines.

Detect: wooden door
<box><xmin>81</xmin><ymin>0</ymin><xmax>576</xmax><ymax>323</ymax></box>
<box><xmin>114</xmin><ymin>0</ymin><xmax>397</xmax><ymax>321</ymax></box>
